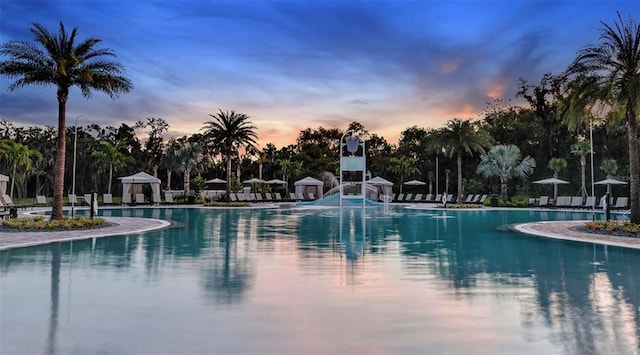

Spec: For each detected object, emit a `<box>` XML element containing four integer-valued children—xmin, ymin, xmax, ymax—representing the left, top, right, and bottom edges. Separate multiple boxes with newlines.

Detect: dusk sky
<box><xmin>0</xmin><ymin>0</ymin><xmax>638</xmax><ymax>148</ymax></box>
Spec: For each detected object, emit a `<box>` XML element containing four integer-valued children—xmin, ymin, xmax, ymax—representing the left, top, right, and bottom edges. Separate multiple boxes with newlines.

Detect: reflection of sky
<box><xmin>0</xmin><ymin>1</ymin><xmax>636</xmax><ymax>147</ymax></box>
<box><xmin>1</xmin><ymin>207</ymin><xmax>639</xmax><ymax>353</ymax></box>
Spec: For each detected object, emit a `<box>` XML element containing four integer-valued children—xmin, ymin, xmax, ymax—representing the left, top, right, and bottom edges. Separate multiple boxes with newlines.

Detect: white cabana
<box><xmin>367</xmin><ymin>176</ymin><xmax>393</xmax><ymax>197</ymax></box>
<box><xmin>294</xmin><ymin>176</ymin><xmax>324</xmax><ymax>199</ymax></box>
<box><xmin>118</xmin><ymin>172</ymin><xmax>161</xmax><ymax>200</ymax></box>
<box><xmin>0</xmin><ymin>174</ymin><xmax>8</xmax><ymax>195</ymax></box>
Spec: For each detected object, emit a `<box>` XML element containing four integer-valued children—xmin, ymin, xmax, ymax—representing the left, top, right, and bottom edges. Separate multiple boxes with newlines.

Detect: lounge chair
<box><xmin>396</xmin><ymin>193</ymin><xmax>405</xmax><ymax>202</ymax></box>
<box><xmin>413</xmin><ymin>194</ymin><xmax>423</xmax><ymax>202</ymax></box>
<box><xmin>570</xmin><ymin>196</ymin><xmax>583</xmax><ymax>207</ymax></box>
<box><xmin>263</xmin><ymin>193</ymin><xmax>272</xmax><ymax>201</ymax></box>
<box><xmin>68</xmin><ymin>194</ymin><xmax>79</xmax><ymax>205</ymax></box>
<box><xmin>477</xmin><ymin>195</ymin><xmax>488</xmax><ymax>204</ymax></box>
<box><xmin>122</xmin><ymin>193</ymin><xmax>132</xmax><ymax>205</ymax></box>
<box><xmin>164</xmin><ymin>192</ymin><xmax>174</xmax><ymax>204</ymax></box>
<box><xmin>152</xmin><ymin>193</ymin><xmax>162</xmax><ymax>205</ymax></box>
<box><xmin>308</xmin><ymin>192</ymin><xmax>315</xmax><ymax>200</ymax></box>
<box><xmin>613</xmin><ymin>197</ymin><xmax>628</xmax><ymax>209</ymax></box>
<box><xmin>583</xmin><ymin>196</ymin><xmax>595</xmax><ymax>208</ymax></box>
<box><xmin>404</xmin><ymin>193</ymin><xmax>412</xmax><ymax>201</ymax></box>
<box><xmin>296</xmin><ymin>192</ymin><xmax>306</xmax><ymax>201</ymax></box>
<box><xmin>465</xmin><ymin>194</ymin><xmax>475</xmax><ymax>203</ymax></box>
<box><xmin>103</xmin><ymin>194</ymin><xmax>114</xmax><ymax>205</ymax></box>
<box><xmin>555</xmin><ymin>196</ymin><xmax>571</xmax><ymax>207</ymax></box>
<box><xmin>424</xmin><ymin>194</ymin><xmax>433</xmax><ymax>202</ymax></box>
<box><xmin>36</xmin><ymin>195</ymin><xmax>48</xmax><ymax>206</ymax></box>
<box><xmin>446</xmin><ymin>194</ymin><xmax>454</xmax><ymax>202</ymax></box>
<box><xmin>290</xmin><ymin>193</ymin><xmax>297</xmax><ymax>201</ymax></box>
<box><xmin>537</xmin><ymin>196</ymin><xmax>549</xmax><ymax>207</ymax></box>
<box><xmin>84</xmin><ymin>193</ymin><xmax>92</xmax><ymax>206</ymax></box>
<box><xmin>274</xmin><ymin>192</ymin><xmax>283</xmax><ymax>201</ymax></box>
<box><xmin>229</xmin><ymin>193</ymin><xmax>238</xmax><ymax>201</ymax></box>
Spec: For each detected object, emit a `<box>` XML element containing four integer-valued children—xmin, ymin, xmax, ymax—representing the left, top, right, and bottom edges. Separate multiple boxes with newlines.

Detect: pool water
<box><xmin>1</xmin><ymin>207</ymin><xmax>638</xmax><ymax>354</ymax></box>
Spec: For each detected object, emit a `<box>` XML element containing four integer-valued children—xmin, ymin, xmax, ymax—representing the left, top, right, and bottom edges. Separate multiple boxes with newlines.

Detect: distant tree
<box><xmin>136</xmin><ymin>117</ymin><xmax>169</xmax><ymax>177</ymax></box>
<box><xmin>202</xmin><ymin>110</ymin><xmax>257</xmax><ymax>201</ymax></box>
<box><xmin>570</xmin><ymin>140</ymin><xmax>591</xmax><ymax>198</ymax></box>
<box><xmin>562</xmin><ymin>12</ymin><xmax>639</xmax><ymax>223</ymax></box>
<box><xmin>0</xmin><ymin>22</ymin><xmax>132</xmax><ymax>219</ymax></box>
<box><xmin>0</xmin><ymin>139</ymin><xmax>42</xmax><ymax>198</ymax></box>
<box><xmin>161</xmin><ymin>138</ymin><xmax>184</xmax><ymax>190</ymax></box>
<box><xmin>176</xmin><ymin>140</ymin><xmax>204</xmax><ymax>196</ymax></box>
<box><xmin>91</xmin><ymin>141</ymin><xmax>133</xmax><ymax>194</ymax></box>
<box><xmin>389</xmin><ymin>156</ymin><xmax>417</xmax><ymax>194</ymax></box>
<box><xmin>476</xmin><ymin>145</ymin><xmax>536</xmax><ymax>200</ymax></box>
<box><xmin>548</xmin><ymin>157</ymin><xmax>568</xmax><ymax>200</ymax></box>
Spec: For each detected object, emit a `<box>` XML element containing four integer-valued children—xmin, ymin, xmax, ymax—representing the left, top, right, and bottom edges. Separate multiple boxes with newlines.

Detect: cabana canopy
<box><xmin>294</xmin><ymin>176</ymin><xmax>324</xmax><ymax>197</ymax></box>
<box><xmin>367</xmin><ymin>176</ymin><xmax>393</xmax><ymax>197</ymax></box>
<box><xmin>0</xmin><ymin>174</ymin><xmax>8</xmax><ymax>195</ymax></box>
<box><xmin>118</xmin><ymin>172</ymin><xmax>161</xmax><ymax>198</ymax></box>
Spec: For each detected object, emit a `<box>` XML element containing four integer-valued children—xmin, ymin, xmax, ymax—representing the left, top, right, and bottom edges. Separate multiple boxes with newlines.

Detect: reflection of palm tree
<box><xmin>202</xmin><ymin>210</ymin><xmax>253</xmax><ymax>304</ymax></box>
<box><xmin>47</xmin><ymin>242</ymin><xmax>61</xmax><ymax>355</ymax></box>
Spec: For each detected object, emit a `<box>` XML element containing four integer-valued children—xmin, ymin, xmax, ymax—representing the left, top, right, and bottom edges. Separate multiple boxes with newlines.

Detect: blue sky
<box><xmin>0</xmin><ymin>0</ymin><xmax>637</xmax><ymax>147</ymax></box>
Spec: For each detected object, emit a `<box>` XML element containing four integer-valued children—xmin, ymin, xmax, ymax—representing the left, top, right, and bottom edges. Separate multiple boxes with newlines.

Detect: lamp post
<box><xmin>589</xmin><ymin>117</ymin><xmax>595</xmax><ymax>221</ymax></box>
<box><xmin>71</xmin><ymin>115</ymin><xmax>86</xmax><ymax>218</ymax></box>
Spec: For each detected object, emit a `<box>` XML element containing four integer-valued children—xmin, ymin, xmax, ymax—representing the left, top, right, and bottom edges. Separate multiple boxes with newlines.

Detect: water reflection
<box><xmin>0</xmin><ymin>208</ymin><xmax>638</xmax><ymax>353</ymax></box>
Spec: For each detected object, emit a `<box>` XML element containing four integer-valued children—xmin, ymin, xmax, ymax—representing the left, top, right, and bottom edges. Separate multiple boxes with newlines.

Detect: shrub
<box><xmin>585</xmin><ymin>221</ymin><xmax>640</xmax><ymax>237</ymax></box>
<box><xmin>1</xmin><ymin>216</ymin><xmax>105</xmax><ymax>230</ymax></box>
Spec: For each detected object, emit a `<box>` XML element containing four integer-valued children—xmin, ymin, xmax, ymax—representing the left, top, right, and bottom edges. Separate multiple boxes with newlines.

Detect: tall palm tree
<box><xmin>161</xmin><ymin>138</ymin><xmax>184</xmax><ymax>191</ymax></box>
<box><xmin>177</xmin><ymin>141</ymin><xmax>204</xmax><ymax>196</ymax></box>
<box><xmin>562</xmin><ymin>13</ymin><xmax>639</xmax><ymax>223</ymax></box>
<box><xmin>548</xmin><ymin>157</ymin><xmax>568</xmax><ymax>200</ymax></box>
<box><xmin>431</xmin><ymin>119</ymin><xmax>491</xmax><ymax>203</ymax></box>
<box><xmin>0</xmin><ymin>139</ymin><xmax>42</xmax><ymax>198</ymax></box>
<box><xmin>91</xmin><ymin>141</ymin><xmax>133</xmax><ymax>194</ymax></box>
<box><xmin>202</xmin><ymin>110</ymin><xmax>257</xmax><ymax>201</ymax></box>
<box><xmin>570</xmin><ymin>140</ymin><xmax>591</xmax><ymax>198</ymax></box>
<box><xmin>476</xmin><ymin>145</ymin><xmax>536</xmax><ymax>200</ymax></box>
<box><xmin>0</xmin><ymin>22</ymin><xmax>132</xmax><ymax>219</ymax></box>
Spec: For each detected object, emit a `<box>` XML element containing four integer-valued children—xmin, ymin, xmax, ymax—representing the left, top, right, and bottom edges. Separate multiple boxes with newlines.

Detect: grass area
<box><xmin>1</xmin><ymin>215</ymin><xmax>105</xmax><ymax>230</ymax></box>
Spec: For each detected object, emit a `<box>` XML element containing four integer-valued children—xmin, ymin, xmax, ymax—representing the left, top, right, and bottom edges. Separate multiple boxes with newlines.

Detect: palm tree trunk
<box><xmin>10</xmin><ymin>163</ymin><xmax>16</xmax><ymax>197</ymax></box>
<box><xmin>580</xmin><ymin>157</ymin><xmax>586</xmax><ymax>198</ymax></box>
<box><xmin>457</xmin><ymin>155</ymin><xmax>463</xmax><ymax>203</ymax></box>
<box><xmin>627</xmin><ymin>105</ymin><xmax>639</xmax><ymax>224</ymax></box>
<box><xmin>184</xmin><ymin>168</ymin><xmax>190</xmax><ymax>196</ymax></box>
<box><xmin>226</xmin><ymin>155</ymin><xmax>232</xmax><ymax>202</ymax></box>
<box><xmin>167</xmin><ymin>170</ymin><xmax>172</xmax><ymax>191</ymax></box>
<box><xmin>108</xmin><ymin>165</ymin><xmax>113</xmax><ymax>194</ymax></box>
<box><xmin>51</xmin><ymin>91</ymin><xmax>68</xmax><ymax>220</ymax></box>
<box><xmin>500</xmin><ymin>175</ymin><xmax>508</xmax><ymax>200</ymax></box>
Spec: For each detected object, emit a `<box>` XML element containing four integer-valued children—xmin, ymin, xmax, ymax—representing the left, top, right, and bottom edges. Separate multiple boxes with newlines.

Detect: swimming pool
<box><xmin>1</xmin><ymin>207</ymin><xmax>638</xmax><ymax>354</ymax></box>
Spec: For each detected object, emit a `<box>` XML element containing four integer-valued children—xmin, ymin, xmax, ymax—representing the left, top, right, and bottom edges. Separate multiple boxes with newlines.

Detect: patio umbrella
<box><xmin>533</xmin><ymin>177</ymin><xmax>569</xmax><ymax>200</ymax></box>
<box><xmin>266</xmin><ymin>179</ymin><xmax>286</xmax><ymax>184</ymax></box>
<box><xmin>243</xmin><ymin>178</ymin><xmax>265</xmax><ymax>184</ymax></box>
<box><xmin>205</xmin><ymin>178</ymin><xmax>227</xmax><ymax>184</ymax></box>
<box><xmin>595</xmin><ymin>178</ymin><xmax>627</xmax><ymax>195</ymax></box>
<box><xmin>533</xmin><ymin>178</ymin><xmax>569</xmax><ymax>185</ymax></box>
<box><xmin>404</xmin><ymin>180</ymin><xmax>426</xmax><ymax>185</ymax></box>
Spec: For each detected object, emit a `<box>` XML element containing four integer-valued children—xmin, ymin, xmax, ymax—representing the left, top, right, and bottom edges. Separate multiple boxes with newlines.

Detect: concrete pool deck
<box><xmin>0</xmin><ymin>207</ymin><xmax>638</xmax><ymax>251</ymax></box>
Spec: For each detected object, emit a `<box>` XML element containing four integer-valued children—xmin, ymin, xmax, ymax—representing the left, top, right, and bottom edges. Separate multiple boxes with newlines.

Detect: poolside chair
<box><xmin>36</xmin><ymin>195</ymin><xmax>48</xmax><ymax>206</ymax></box>
<box><xmin>556</xmin><ymin>196</ymin><xmax>571</xmax><ymax>207</ymax></box>
<box><xmin>613</xmin><ymin>197</ymin><xmax>628</xmax><ymax>209</ymax></box>
<box><xmin>84</xmin><ymin>193</ymin><xmax>93</xmax><ymax>206</ymax></box>
<box><xmin>446</xmin><ymin>194</ymin><xmax>454</xmax><ymax>203</ymax></box>
<box><xmin>68</xmin><ymin>194</ymin><xmax>79</xmax><ymax>205</ymax></box>
<box><xmin>570</xmin><ymin>196</ymin><xmax>583</xmax><ymax>208</ymax></box>
<box><xmin>122</xmin><ymin>193</ymin><xmax>132</xmax><ymax>205</ymax></box>
<box><xmin>424</xmin><ymin>194</ymin><xmax>433</xmax><ymax>202</ymax></box>
<box><xmin>583</xmin><ymin>196</ymin><xmax>595</xmax><ymax>209</ymax></box>
<box><xmin>308</xmin><ymin>192</ymin><xmax>315</xmax><ymax>200</ymax></box>
<box><xmin>290</xmin><ymin>193</ymin><xmax>297</xmax><ymax>201</ymax></box>
<box><xmin>135</xmin><ymin>193</ymin><xmax>146</xmax><ymax>204</ymax></box>
<box><xmin>296</xmin><ymin>192</ymin><xmax>306</xmax><ymax>201</ymax></box>
<box><xmin>537</xmin><ymin>196</ymin><xmax>549</xmax><ymax>207</ymax></box>
<box><xmin>274</xmin><ymin>192</ymin><xmax>283</xmax><ymax>201</ymax></box>
<box><xmin>396</xmin><ymin>193</ymin><xmax>405</xmax><ymax>202</ymax></box>
<box><xmin>413</xmin><ymin>194</ymin><xmax>423</xmax><ymax>202</ymax></box>
<box><xmin>229</xmin><ymin>193</ymin><xmax>238</xmax><ymax>202</ymax></box>
<box><xmin>404</xmin><ymin>193</ymin><xmax>412</xmax><ymax>201</ymax></box>
<box><xmin>477</xmin><ymin>195</ymin><xmax>488</xmax><ymax>204</ymax></box>
<box><xmin>163</xmin><ymin>192</ymin><xmax>174</xmax><ymax>204</ymax></box>
<box><xmin>464</xmin><ymin>194</ymin><xmax>475</xmax><ymax>203</ymax></box>
<box><xmin>103</xmin><ymin>194</ymin><xmax>114</xmax><ymax>205</ymax></box>
<box><xmin>152</xmin><ymin>193</ymin><xmax>162</xmax><ymax>205</ymax></box>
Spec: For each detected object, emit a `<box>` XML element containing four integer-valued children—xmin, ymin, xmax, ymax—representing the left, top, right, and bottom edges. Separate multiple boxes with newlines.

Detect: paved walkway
<box><xmin>513</xmin><ymin>220</ymin><xmax>640</xmax><ymax>250</ymax></box>
<box><xmin>0</xmin><ymin>216</ymin><xmax>171</xmax><ymax>251</ymax></box>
